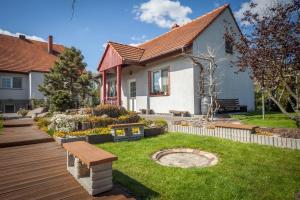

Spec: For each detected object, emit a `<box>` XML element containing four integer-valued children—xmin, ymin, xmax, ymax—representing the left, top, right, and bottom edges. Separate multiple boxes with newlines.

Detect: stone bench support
<box><xmin>63</xmin><ymin>141</ymin><xmax>117</xmax><ymax>196</ymax></box>
<box><xmin>110</xmin><ymin>123</ymin><xmax>144</xmax><ymax>142</ymax></box>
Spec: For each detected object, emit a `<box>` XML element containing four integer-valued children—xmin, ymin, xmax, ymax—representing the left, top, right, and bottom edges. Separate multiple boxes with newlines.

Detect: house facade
<box><xmin>0</xmin><ymin>34</ymin><xmax>64</xmax><ymax>113</ymax></box>
<box><xmin>97</xmin><ymin>4</ymin><xmax>254</xmax><ymax>115</ymax></box>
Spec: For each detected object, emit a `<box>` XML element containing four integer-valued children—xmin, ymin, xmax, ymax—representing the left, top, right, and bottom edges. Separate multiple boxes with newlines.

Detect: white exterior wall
<box><xmin>120</xmin><ymin>56</ymin><xmax>195</xmax><ymax>114</ymax></box>
<box><xmin>29</xmin><ymin>71</ymin><xmax>45</xmax><ymax>99</ymax></box>
<box><xmin>0</xmin><ymin>72</ymin><xmax>29</xmax><ymax>100</ymax></box>
<box><xmin>192</xmin><ymin>8</ymin><xmax>255</xmax><ymax>112</ymax></box>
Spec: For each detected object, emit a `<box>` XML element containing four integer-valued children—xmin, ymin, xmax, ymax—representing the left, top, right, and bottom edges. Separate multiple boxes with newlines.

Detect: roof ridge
<box><xmin>138</xmin><ymin>4</ymin><xmax>229</xmax><ymax>48</ymax></box>
<box><xmin>0</xmin><ymin>34</ymin><xmax>65</xmax><ymax>47</ymax></box>
<box><xmin>108</xmin><ymin>41</ymin><xmax>145</xmax><ymax>50</ymax></box>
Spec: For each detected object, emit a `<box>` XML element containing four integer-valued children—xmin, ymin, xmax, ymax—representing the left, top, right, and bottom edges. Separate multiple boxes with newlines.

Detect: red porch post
<box><xmin>102</xmin><ymin>70</ymin><xmax>107</xmax><ymax>104</ymax></box>
<box><xmin>116</xmin><ymin>65</ymin><xmax>122</xmax><ymax>106</ymax></box>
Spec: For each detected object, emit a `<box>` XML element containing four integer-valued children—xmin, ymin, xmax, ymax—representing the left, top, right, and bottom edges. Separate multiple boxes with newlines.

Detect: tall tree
<box><xmin>39</xmin><ymin>47</ymin><xmax>93</xmax><ymax>111</ymax></box>
<box><xmin>226</xmin><ymin>0</ymin><xmax>300</xmax><ymax>127</ymax></box>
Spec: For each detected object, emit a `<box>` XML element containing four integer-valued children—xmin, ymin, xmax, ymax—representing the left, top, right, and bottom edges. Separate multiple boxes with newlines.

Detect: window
<box><xmin>108</xmin><ymin>80</ymin><xmax>116</xmax><ymax>97</ymax></box>
<box><xmin>1</xmin><ymin>77</ymin><xmax>22</xmax><ymax>89</ymax></box>
<box><xmin>149</xmin><ymin>67</ymin><xmax>169</xmax><ymax>96</ymax></box>
<box><xmin>13</xmin><ymin>77</ymin><xmax>22</xmax><ymax>89</ymax></box>
<box><xmin>1</xmin><ymin>77</ymin><xmax>12</xmax><ymax>88</ymax></box>
<box><xmin>225</xmin><ymin>38</ymin><xmax>233</xmax><ymax>54</ymax></box>
<box><xmin>130</xmin><ymin>81</ymin><xmax>136</xmax><ymax>97</ymax></box>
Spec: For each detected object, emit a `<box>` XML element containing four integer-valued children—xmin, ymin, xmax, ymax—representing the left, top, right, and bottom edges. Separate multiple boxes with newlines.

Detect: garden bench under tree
<box><xmin>109</xmin><ymin>123</ymin><xmax>144</xmax><ymax>142</ymax></box>
<box><xmin>216</xmin><ymin>99</ymin><xmax>240</xmax><ymax>113</ymax></box>
<box><xmin>63</xmin><ymin>141</ymin><xmax>117</xmax><ymax>195</ymax></box>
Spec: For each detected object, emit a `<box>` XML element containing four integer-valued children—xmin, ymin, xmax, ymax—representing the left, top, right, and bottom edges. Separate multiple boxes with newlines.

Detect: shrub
<box><xmin>49</xmin><ymin>90</ymin><xmax>73</xmax><ymax>112</ymax></box>
<box><xmin>117</xmin><ymin>112</ymin><xmax>141</xmax><ymax>124</ymax></box>
<box><xmin>36</xmin><ymin>117</ymin><xmax>50</xmax><ymax>129</ymax></box>
<box><xmin>140</xmin><ymin>118</ymin><xmax>168</xmax><ymax>128</ymax></box>
<box><xmin>87</xmin><ymin>116</ymin><xmax>116</xmax><ymax>127</ymax></box>
<box><xmin>53</xmin><ymin>127</ymin><xmax>112</xmax><ymax>138</ymax></box>
<box><xmin>17</xmin><ymin>108</ymin><xmax>28</xmax><ymax>117</ymax></box>
<box><xmin>49</xmin><ymin>114</ymin><xmax>87</xmax><ymax>132</ymax></box>
<box><xmin>93</xmin><ymin>104</ymin><xmax>128</xmax><ymax>118</ymax></box>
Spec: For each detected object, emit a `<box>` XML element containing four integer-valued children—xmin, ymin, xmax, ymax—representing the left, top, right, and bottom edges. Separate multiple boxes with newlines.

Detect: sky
<box><xmin>0</xmin><ymin>0</ymin><xmax>289</xmax><ymax>72</ymax></box>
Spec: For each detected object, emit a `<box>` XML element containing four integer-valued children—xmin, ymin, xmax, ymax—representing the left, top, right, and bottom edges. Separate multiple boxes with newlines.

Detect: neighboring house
<box><xmin>0</xmin><ymin>34</ymin><xmax>64</xmax><ymax>113</ymax></box>
<box><xmin>98</xmin><ymin>4</ymin><xmax>254</xmax><ymax>115</ymax></box>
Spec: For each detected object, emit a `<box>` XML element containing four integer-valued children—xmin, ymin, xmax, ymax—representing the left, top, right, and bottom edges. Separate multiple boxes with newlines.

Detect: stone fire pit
<box><xmin>152</xmin><ymin>148</ymin><xmax>218</xmax><ymax>168</ymax></box>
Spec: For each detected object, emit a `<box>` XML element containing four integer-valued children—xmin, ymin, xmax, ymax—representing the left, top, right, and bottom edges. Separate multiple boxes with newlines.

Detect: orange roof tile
<box><xmin>138</xmin><ymin>4</ymin><xmax>229</xmax><ymax>61</ymax></box>
<box><xmin>99</xmin><ymin>4</ymin><xmax>229</xmax><ymax>71</ymax></box>
<box><xmin>0</xmin><ymin>34</ymin><xmax>65</xmax><ymax>73</ymax></box>
<box><xmin>108</xmin><ymin>41</ymin><xmax>144</xmax><ymax>63</ymax></box>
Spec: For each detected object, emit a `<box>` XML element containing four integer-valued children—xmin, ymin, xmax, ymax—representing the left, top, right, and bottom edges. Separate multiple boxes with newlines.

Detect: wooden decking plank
<box><xmin>0</xmin><ymin>119</ymin><xmax>134</xmax><ymax>200</ymax></box>
<box><xmin>0</xmin><ymin>174</ymin><xmax>73</xmax><ymax>199</ymax></box>
<box><xmin>0</xmin><ymin>166</ymin><xmax>66</xmax><ymax>187</ymax></box>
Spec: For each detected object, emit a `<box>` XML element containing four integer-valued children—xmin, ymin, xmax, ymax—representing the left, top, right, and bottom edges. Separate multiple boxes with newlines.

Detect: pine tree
<box><xmin>39</xmin><ymin>47</ymin><xmax>93</xmax><ymax>111</ymax></box>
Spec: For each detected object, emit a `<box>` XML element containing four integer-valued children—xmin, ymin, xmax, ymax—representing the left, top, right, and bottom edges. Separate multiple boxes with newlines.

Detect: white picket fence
<box><xmin>169</xmin><ymin>125</ymin><xmax>300</xmax><ymax>150</ymax></box>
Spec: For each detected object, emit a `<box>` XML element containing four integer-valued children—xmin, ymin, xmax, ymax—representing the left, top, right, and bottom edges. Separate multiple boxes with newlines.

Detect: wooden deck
<box><xmin>0</xmin><ymin>119</ymin><xmax>53</xmax><ymax>148</ymax></box>
<box><xmin>0</xmin><ymin>119</ymin><xmax>134</xmax><ymax>200</ymax></box>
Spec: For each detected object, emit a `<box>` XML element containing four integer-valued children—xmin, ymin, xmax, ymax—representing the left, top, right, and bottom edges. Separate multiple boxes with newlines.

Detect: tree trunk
<box><xmin>269</xmin><ymin>93</ymin><xmax>300</xmax><ymax>128</ymax></box>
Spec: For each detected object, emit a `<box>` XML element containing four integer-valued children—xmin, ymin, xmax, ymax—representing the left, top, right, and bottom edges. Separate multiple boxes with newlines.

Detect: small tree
<box><xmin>185</xmin><ymin>47</ymin><xmax>221</xmax><ymax>121</ymax></box>
<box><xmin>226</xmin><ymin>0</ymin><xmax>300</xmax><ymax>127</ymax></box>
<box><xmin>39</xmin><ymin>47</ymin><xmax>93</xmax><ymax>111</ymax></box>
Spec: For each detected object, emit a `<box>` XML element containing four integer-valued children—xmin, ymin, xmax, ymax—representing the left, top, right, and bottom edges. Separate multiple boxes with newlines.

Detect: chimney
<box><xmin>48</xmin><ymin>35</ymin><xmax>53</xmax><ymax>54</ymax></box>
<box><xmin>171</xmin><ymin>23</ymin><xmax>180</xmax><ymax>30</ymax></box>
<box><xmin>19</xmin><ymin>34</ymin><xmax>26</xmax><ymax>40</ymax></box>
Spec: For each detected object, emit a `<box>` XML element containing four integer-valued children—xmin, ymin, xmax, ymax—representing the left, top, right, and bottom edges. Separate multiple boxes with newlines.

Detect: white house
<box><xmin>0</xmin><ymin>34</ymin><xmax>64</xmax><ymax>113</ymax></box>
<box><xmin>97</xmin><ymin>4</ymin><xmax>254</xmax><ymax>115</ymax></box>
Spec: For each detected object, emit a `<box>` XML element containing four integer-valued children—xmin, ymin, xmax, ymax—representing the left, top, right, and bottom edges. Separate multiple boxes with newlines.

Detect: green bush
<box><xmin>36</xmin><ymin>117</ymin><xmax>50</xmax><ymax>130</ymax></box>
<box><xmin>50</xmin><ymin>90</ymin><xmax>73</xmax><ymax>112</ymax></box>
<box><xmin>88</xmin><ymin>116</ymin><xmax>116</xmax><ymax>127</ymax></box>
<box><xmin>93</xmin><ymin>104</ymin><xmax>128</xmax><ymax>118</ymax></box>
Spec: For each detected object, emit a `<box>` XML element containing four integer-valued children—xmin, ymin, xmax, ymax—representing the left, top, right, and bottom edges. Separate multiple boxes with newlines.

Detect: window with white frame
<box><xmin>149</xmin><ymin>67</ymin><xmax>169</xmax><ymax>96</ymax></box>
<box><xmin>1</xmin><ymin>77</ymin><xmax>22</xmax><ymax>89</ymax></box>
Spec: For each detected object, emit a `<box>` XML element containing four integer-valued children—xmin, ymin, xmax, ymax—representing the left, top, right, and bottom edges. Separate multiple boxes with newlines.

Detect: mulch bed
<box><xmin>255</xmin><ymin>127</ymin><xmax>300</xmax><ymax>139</ymax></box>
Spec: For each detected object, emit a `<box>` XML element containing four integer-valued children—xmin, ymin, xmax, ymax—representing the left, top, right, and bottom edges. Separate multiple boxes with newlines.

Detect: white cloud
<box><xmin>235</xmin><ymin>0</ymin><xmax>292</xmax><ymax>25</ymax></box>
<box><xmin>131</xmin><ymin>34</ymin><xmax>146</xmax><ymax>41</ymax></box>
<box><xmin>134</xmin><ymin>0</ymin><xmax>192</xmax><ymax>28</ymax></box>
<box><xmin>0</xmin><ymin>28</ymin><xmax>46</xmax><ymax>42</ymax></box>
<box><xmin>129</xmin><ymin>42</ymin><xmax>142</xmax><ymax>47</ymax></box>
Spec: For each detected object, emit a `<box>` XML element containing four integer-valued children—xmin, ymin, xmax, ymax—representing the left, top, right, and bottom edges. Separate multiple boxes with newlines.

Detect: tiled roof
<box><xmin>100</xmin><ymin>4</ymin><xmax>229</xmax><ymax>68</ymax></box>
<box><xmin>138</xmin><ymin>4</ymin><xmax>229</xmax><ymax>61</ymax></box>
<box><xmin>0</xmin><ymin>34</ymin><xmax>65</xmax><ymax>73</ymax></box>
<box><xmin>108</xmin><ymin>42</ymin><xmax>144</xmax><ymax>63</ymax></box>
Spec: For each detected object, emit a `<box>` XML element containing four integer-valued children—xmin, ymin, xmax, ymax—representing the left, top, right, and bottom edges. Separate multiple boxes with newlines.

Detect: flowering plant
<box><xmin>49</xmin><ymin>114</ymin><xmax>87</xmax><ymax>132</ymax></box>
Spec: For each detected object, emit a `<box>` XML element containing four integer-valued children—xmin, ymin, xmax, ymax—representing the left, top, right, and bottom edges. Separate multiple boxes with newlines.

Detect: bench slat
<box><xmin>63</xmin><ymin>141</ymin><xmax>117</xmax><ymax>167</ymax></box>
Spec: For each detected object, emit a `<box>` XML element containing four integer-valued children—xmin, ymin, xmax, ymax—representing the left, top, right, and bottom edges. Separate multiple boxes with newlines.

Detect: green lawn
<box><xmin>97</xmin><ymin>133</ymin><xmax>300</xmax><ymax>200</ymax></box>
<box><xmin>230</xmin><ymin>112</ymin><xmax>297</xmax><ymax>128</ymax></box>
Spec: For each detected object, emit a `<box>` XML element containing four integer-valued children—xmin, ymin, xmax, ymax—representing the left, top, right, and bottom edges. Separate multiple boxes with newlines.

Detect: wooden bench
<box><xmin>109</xmin><ymin>123</ymin><xmax>144</xmax><ymax>142</ymax></box>
<box><xmin>216</xmin><ymin>99</ymin><xmax>240</xmax><ymax>113</ymax></box>
<box><xmin>63</xmin><ymin>141</ymin><xmax>117</xmax><ymax>195</ymax></box>
<box><xmin>169</xmin><ymin>110</ymin><xmax>190</xmax><ymax>117</ymax></box>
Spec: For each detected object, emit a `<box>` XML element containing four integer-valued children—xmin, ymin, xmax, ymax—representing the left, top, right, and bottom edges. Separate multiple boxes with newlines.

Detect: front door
<box><xmin>128</xmin><ymin>80</ymin><xmax>136</xmax><ymax>111</ymax></box>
